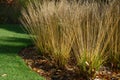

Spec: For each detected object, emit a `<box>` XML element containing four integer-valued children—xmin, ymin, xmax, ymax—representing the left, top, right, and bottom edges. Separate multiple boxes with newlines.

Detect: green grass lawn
<box><xmin>0</xmin><ymin>24</ymin><xmax>44</xmax><ymax>80</ymax></box>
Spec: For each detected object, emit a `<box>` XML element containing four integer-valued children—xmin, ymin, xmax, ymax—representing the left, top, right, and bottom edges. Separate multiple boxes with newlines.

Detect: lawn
<box><xmin>0</xmin><ymin>24</ymin><xmax>44</xmax><ymax>80</ymax></box>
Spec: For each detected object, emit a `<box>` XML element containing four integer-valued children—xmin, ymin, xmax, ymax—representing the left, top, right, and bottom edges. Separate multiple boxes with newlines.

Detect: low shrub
<box><xmin>0</xmin><ymin>0</ymin><xmax>21</xmax><ymax>24</ymax></box>
<box><xmin>0</xmin><ymin>0</ymin><xmax>31</xmax><ymax>24</ymax></box>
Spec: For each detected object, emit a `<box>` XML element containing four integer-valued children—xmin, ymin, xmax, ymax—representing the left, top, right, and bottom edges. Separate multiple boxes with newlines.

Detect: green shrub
<box><xmin>0</xmin><ymin>0</ymin><xmax>20</xmax><ymax>23</ymax></box>
<box><xmin>0</xmin><ymin>0</ymin><xmax>31</xmax><ymax>24</ymax></box>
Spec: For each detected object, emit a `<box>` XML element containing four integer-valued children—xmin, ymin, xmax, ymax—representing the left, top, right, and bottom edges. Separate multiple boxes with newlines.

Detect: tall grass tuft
<box><xmin>21</xmin><ymin>0</ymin><xmax>120</xmax><ymax>77</ymax></box>
<box><xmin>72</xmin><ymin>0</ymin><xmax>120</xmax><ymax>76</ymax></box>
<box><xmin>106</xmin><ymin>1</ymin><xmax>120</xmax><ymax>68</ymax></box>
<box><xmin>21</xmin><ymin>0</ymin><xmax>76</xmax><ymax>68</ymax></box>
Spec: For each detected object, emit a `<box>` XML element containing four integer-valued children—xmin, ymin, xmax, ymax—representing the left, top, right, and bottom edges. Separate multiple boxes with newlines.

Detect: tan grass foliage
<box><xmin>21</xmin><ymin>0</ymin><xmax>76</xmax><ymax>68</ymax></box>
<box><xmin>21</xmin><ymin>0</ymin><xmax>120</xmax><ymax>75</ymax></box>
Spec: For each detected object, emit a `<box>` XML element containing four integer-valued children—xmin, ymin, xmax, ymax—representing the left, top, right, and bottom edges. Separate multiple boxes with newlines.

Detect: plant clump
<box><xmin>21</xmin><ymin>0</ymin><xmax>120</xmax><ymax>78</ymax></box>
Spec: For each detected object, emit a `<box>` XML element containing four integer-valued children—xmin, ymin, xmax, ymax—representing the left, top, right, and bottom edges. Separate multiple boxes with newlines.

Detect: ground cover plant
<box><xmin>0</xmin><ymin>25</ymin><xmax>44</xmax><ymax>80</ymax></box>
<box><xmin>21</xmin><ymin>0</ymin><xmax>120</xmax><ymax>79</ymax></box>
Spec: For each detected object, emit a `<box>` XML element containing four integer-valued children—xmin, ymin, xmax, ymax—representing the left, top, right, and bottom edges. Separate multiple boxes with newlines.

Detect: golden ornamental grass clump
<box><xmin>21</xmin><ymin>0</ymin><xmax>120</xmax><ymax>76</ymax></box>
<box><xmin>72</xmin><ymin>1</ymin><xmax>120</xmax><ymax>75</ymax></box>
<box><xmin>106</xmin><ymin>1</ymin><xmax>120</xmax><ymax>68</ymax></box>
<box><xmin>21</xmin><ymin>0</ymin><xmax>76</xmax><ymax>68</ymax></box>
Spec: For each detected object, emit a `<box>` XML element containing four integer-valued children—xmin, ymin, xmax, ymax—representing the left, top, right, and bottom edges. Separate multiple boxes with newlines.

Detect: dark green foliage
<box><xmin>0</xmin><ymin>0</ymin><xmax>20</xmax><ymax>24</ymax></box>
<box><xmin>0</xmin><ymin>0</ymin><xmax>30</xmax><ymax>24</ymax></box>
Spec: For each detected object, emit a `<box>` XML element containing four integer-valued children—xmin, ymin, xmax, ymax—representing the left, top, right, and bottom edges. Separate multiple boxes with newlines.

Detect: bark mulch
<box><xmin>18</xmin><ymin>46</ymin><xmax>120</xmax><ymax>80</ymax></box>
<box><xmin>18</xmin><ymin>46</ymin><xmax>86</xmax><ymax>80</ymax></box>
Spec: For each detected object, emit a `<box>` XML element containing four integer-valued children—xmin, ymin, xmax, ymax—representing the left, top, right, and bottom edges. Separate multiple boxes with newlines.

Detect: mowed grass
<box><xmin>0</xmin><ymin>24</ymin><xmax>44</xmax><ymax>80</ymax></box>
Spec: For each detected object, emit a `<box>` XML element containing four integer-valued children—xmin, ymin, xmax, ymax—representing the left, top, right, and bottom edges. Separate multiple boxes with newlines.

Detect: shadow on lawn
<box><xmin>0</xmin><ymin>37</ymin><xmax>32</xmax><ymax>55</ymax></box>
<box><xmin>0</xmin><ymin>24</ymin><xmax>27</xmax><ymax>34</ymax></box>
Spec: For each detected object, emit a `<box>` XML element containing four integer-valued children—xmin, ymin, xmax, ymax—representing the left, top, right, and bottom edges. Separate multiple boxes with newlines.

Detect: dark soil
<box><xmin>18</xmin><ymin>46</ymin><xmax>120</xmax><ymax>80</ymax></box>
<box><xmin>18</xmin><ymin>46</ymin><xmax>86</xmax><ymax>80</ymax></box>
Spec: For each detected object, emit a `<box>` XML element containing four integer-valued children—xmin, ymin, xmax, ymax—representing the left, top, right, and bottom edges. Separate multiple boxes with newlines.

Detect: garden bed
<box><xmin>18</xmin><ymin>46</ymin><xmax>120</xmax><ymax>80</ymax></box>
<box><xmin>18</xmin><ymin>46</ymin><xmax>86</xmax><ymax>80</ymax></box>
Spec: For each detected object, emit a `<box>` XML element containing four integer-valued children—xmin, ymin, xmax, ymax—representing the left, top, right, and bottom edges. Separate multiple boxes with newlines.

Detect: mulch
<box><xmin>18</xmin><ymin>45</ymin><xmax>120</xmax><ymax>80</ymax></box>
<box><xmin>18</xmin><ymin>46</ymin><xmax>86</xmax><ymax>80</ymax></box>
